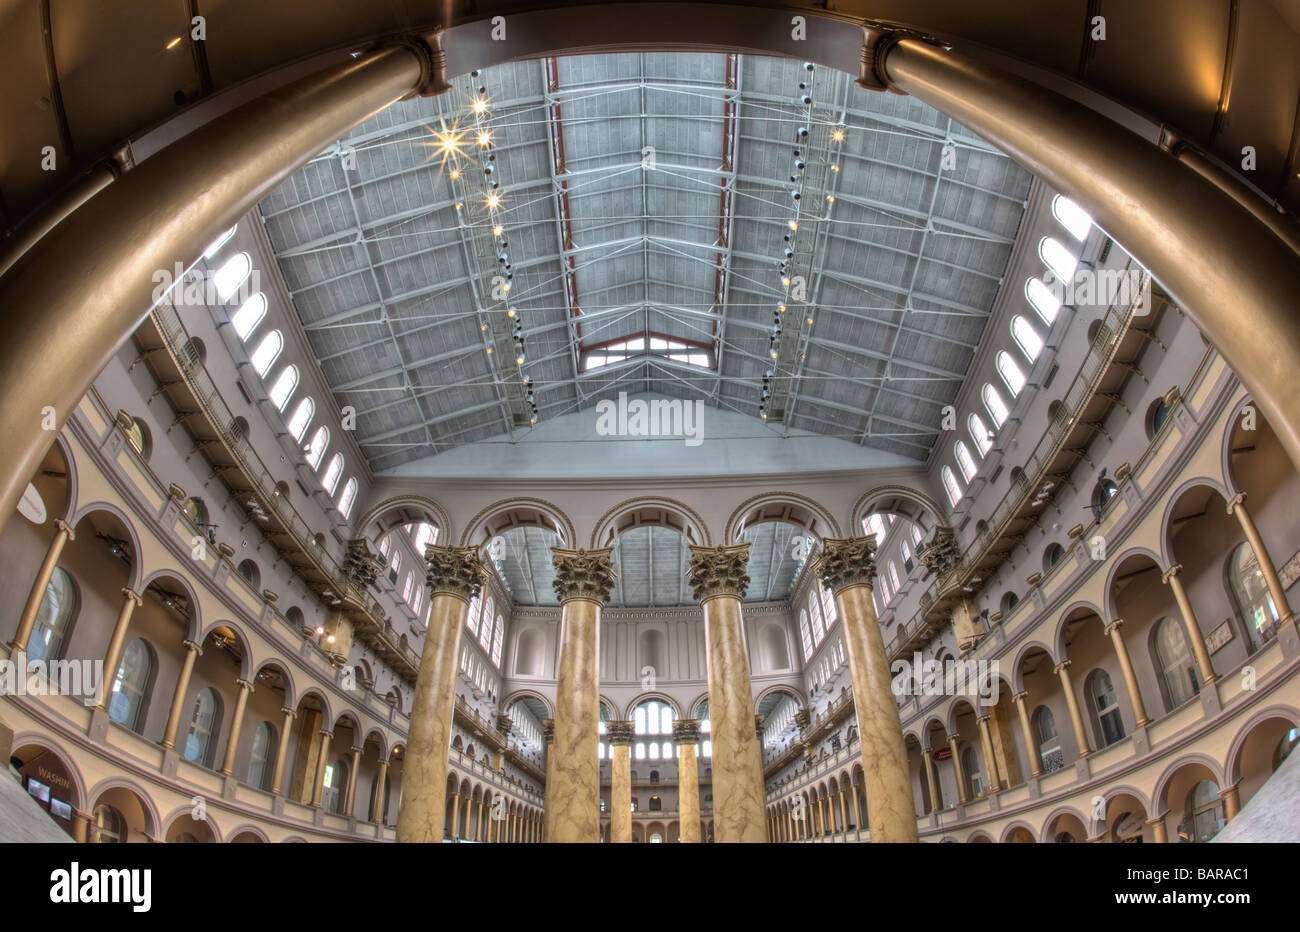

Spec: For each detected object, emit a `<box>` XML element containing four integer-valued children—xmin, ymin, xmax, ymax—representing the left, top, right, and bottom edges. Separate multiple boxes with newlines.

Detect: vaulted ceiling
<box><xmin>258</xmin><ymin>51</ymin><xmax>1031</xmax><ymax>472</ymax></box>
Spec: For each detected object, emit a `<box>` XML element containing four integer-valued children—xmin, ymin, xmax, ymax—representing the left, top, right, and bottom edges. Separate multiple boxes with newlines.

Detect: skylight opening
<box><xmin>580</xmin><ymin>335</ymin><xmax>713</xmax><ymax>373</ymax></box>
<box><xmin>1039</xmin><ymin>236</ymin><xmax>1079</xmax><ymax>284</ymax></box>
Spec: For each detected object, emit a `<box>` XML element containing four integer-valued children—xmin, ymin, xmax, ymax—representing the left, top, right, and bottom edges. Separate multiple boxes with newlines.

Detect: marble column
<box><xmin>160</xmin><ymin>640</ymin><xmax>201</xmax><ymax>750</ymax></box>
<box><xmin>1162</xmin><ymin>564</ymin><xmax>1217</xmax><ymax>685</ymax></box>
<box><xmin>548</xmin><ymin>547</ymin><xmax>615</xmax><ymax>843</ymax></box>
<box><xmin>1055</xmin><ymin>660</ymin><xmax>1093</xmax><ymax>758</ymax></box>
<box><xmin>1013</xmin><ymin>691</ymin><xmax>1043</xmax><ymax>779</ymax></box>
<box><xmin>838</xmin><ymin>788</ymin><xmax>850</xmax><ymax>838</ymax></box>
<box><xmin>271</xmin><ymin>707</ymin><xmax>296</xmax><ymax>797</ymax></box>
<box><xmin>220</xmin><ymin>678</ymin><xmax>253</xmax><ymax>776</ymax></box>
<box><xmin>674</xmin><ymin>718</ymin><xmax>702</xmax><ymax>843</ymax></box>
<box><xmin>687</xmin><ymin>543</ymin><xmax>767</xmax><ymax>843</ymax></box>
<box><xmin>1105</xmin><ymin>619</ymin><xmax>1149</xmax><ymax>727</ymax></box>
<box><xmin>11</xmin><ymin>519</ymin><xmax>73</xmax><ymax>652</ymax></box>
<box><xmin>948</xmin><ymin>734</ymin><xmax>969</xmax><ymax>804</ymax></box>
<box><xmin>813</xmin><ymin>537</ymin><xmax>918</xmax><ymax>842</ymax></box>
<box><xmin>396</xmin><ymin>545</ymin><xmax>484</xmax><ymax>843</ymax></box>
<box><xmin>608</xmin><ymin>719</ymin><xmax>634</xmax><ymax>843</ymax></box>
<box><xmin>540</xmin><ymin>719</ymin><xmax>556</xmax><ymax>842</ymax></box>
<box><xmin>345</xmin><ymin>746</ymin><xmax>362</xmax><ymax>818</ymax></box>
<box><xmin>820</xmin><ymin>793</ymin><xmax>831</xmax><ymax>836</ymax></box>
<box><xmin>976</xmin><ymin>714</ymin><xmax>1002</xmax><ymax>791</ymax></box>
<box><xmin>371</xmin><ymin>758</ymin><xmax>389</xmax><ymax>822</ymax></box>
<box><xmin>923</xmin><ymin>747</ymin><xmax>942</xmax><ymax>812</ymax></box>
<box><xmin>1227</xmin><ymin>492</ymin><xmax>1294</xmax><ymax>625</ymax></box>
<box><xmin>311</xmin><ymin>730</ymin><xmax>333</xmax><ymax>807</ymax></box>
<box><xmin>460</xmin><ymin>792</ymin><xmax>471</xmax><ymax>840</ymax></box>
<box><xmin>97</xmin><ymin>588</ymin><xmax>143</xmax><ymax>710</ymax></box>
<box><xmin>849</xmin><ymin>782</ymin><xmax>862</xmax><ymax>832</ymax></box>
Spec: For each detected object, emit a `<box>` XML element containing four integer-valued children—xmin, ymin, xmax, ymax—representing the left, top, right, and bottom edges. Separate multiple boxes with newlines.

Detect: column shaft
<box><xmin>270</xmin><ymin>708</ymin><xmax>295</xmax><ymax>797</ymax></box>
<box><xmin>397</xmin><ymin>545</ymin><xmax>481</xmax><ymax>844</ymax></box>
<box><xmin>923</xmin><ymin>749</ymin><xmax>941</xmax><ymax>812</ymax></box>
<box><xmin>344</xmin><ymin>747</ymin><xmax>362</xmax><ymax>818</ymax></box>
<box><xmin>1163</xmin><ymin>566</ymin><xmax>1217</xmax><ymax>685</ymax></box>
<box><xmin>677</xmin><ymin>739</ymin><xmax>701</xmax><ymax>843</ymax></box>
<box><xmin>11</xmin><ymin>520</ymin><xmax>72</xmax><ymax>651</ymax></box>
<box><xmin>311</xmin><ymin>731</ymin><xmax>333</xmax><ymax>808</ymax></box>
<box><xmin>98</xmin><ymin>588</ymin><xmax>142</xmax><ymax>710</ymax></box>
<box><xmin>161</xmin><ymin>641</ymin><xmax>200</xmax><ymax>750</ymax></box>
<box><xmin>220</xmin><ymin>679</ymin><xmax>253</xmax><ymax>776</ymax></box>
<box><xmin>549</xmin><ymin>597</ymin><xmax>602</xmax><ymax>842</ymax></box>
<box><xmin>949</xmin><ymin>735</ymin><xmax>968</xmax><ymax>804</ymax></box>
<box><xmin>977</xmin><ymin>715</ymin><xmax>1002</xmax><ymax>790</ymax></box>
<box><xmin>1056</xmin><ymin>662</ymin><xmax>1093</xmax><ymax>757</ymax></box>
<box><xmin>1014</xmin><ymin>692</ymin><xmax>1043</xmax><ymax>778</ymax></box>
<box><xmin>1106</xmin><ymin>620</ymin><xmax>1149</xmax><ymax>727</ymax></box>
<box><xmin>609</xmin><ymin>727</ymin><xmax>633</xmax><ymax>843</ymax></box>
<box><xmin>1229</xmin><ymin>494</ymin><xmax>1294</xmax><ymax>625</ymax></box>
<box><xmin>832</xmin><ymin>577</ymin><xmax>918</xmax><ymax>841</ymax></box>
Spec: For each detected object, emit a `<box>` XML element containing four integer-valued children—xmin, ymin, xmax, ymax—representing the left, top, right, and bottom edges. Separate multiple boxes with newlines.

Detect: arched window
<box><xmin>1039</xmin><ymin>236</ymin><xmax>1078</xmax><ymax>283</ymax></box>
<box><xmin>888</xmin><ymin>561</ymin><xmax>901</xmax><ymax>594</ymax></box>
<box><xmin>982</xmin><ymin>383</ymin><xmax>1009</xmax><ymax>427</ymax></box>
<box><xmin>1051</xmin><ymin>194</ymin><xmax>1093</xmax><ymax>242</ymax></box>
<box><xmin>1151</xmin><ymin>617</ymin><xmax>1199</xmax><ymax>710</ymax></box>
<box><xmin>183</xmin><ymin>687</ymin><xmax>223</xmax><ymax>768</ymax></box>
<box><xmin>996</xmin><ymin>351</ymin><xmax>1026</xmax><ymax>397</ymax></box>
<box><xmin>402</xmin><ymin>574</ymin><xmax>413</xmax><ymax>603</ymax></box>
<box><xmin>901</xmin><ymin>540</ymin><xmax>913</xmax><ymax>573</ymax></box>
<box><xmin>955</xmin><ymin>441</ymin><xmax>978</xmax><ymax>481</ymax></box>
<box><xmin>108</xmin><ymin>638</ymin><xmax>154</xmax><ymax>732</ymax></box>
<box><xmin>479</xmin><ymin>600</ymin><xmax>495</xmax><ymax>650</ymax></box>
<box><xmin>230</xmin><ymin>293</ymin><xmax>267</xmax><ymax>340</ymax></box>
<box><xmin>411</xmin><ymin>586</ymin><xmax>422</xmax><ymax>615</ymax></box>
<box><xmin>1043</xmin><ymin>543</ymin><xmax>1065</xmax><ymax>571</ymax></box>
<box><xmin>125</xmin><ymin>418</ymin><xmax>151</xmax><ymax>461</ymax></box>
<box><xmin>286</xmin><ymin>396</ymin><xmax>315</xmax><ymax>442</ymax></box>
<box><xmin>305</xmin><ymin>426</ymin><xmax>329</xmax><ymax>469</ymax></box>
<box><xmin>90</xmin><ymin>804</ymin><xmax>126</xmax><ymax>844</ymax></box>
<box><xmin>1011</xmin><ymin>316</ymin><xmax>1044</xmax><ymax>362</ymax></box>
<box><xmin>1184</xmin><ymin>780</ymin><xmax>1225</xmax><ymax>843</ymax></box>
<box><xmin>238</xmin><ymin>559</ymin><xmax>260</xmax><ymax>588</ymax></box>
<box><xmin>213</xmin><ymin>252</ymin><xmax>252</xmax><ymax>302</ymax></box>
<box><xmin>268</xmin><ymin>365</ymin><xmax>299</xmax><ymax>411</ymax></box>
<box><xmin>28</xmin><ymin>566</ymin><xmax>77</xmax><ymax>664</ymax></box>
<box><xmin>808</xmin><ymin>593</ymin><xmax>825</xmax><ymax>642</ymax></box>
<box><xmin>1090</xmin><ymin>478</ymin><xmax>1118</xmax><ymax>521</ymax></box>
<box><xmin>321</xmin><ymin>454</ymin><xmax>344</xmax><ymax>495</ymax></box>
<box><xmin>864</xmin><ymin>512</ymin><xmax>889</xmax><ymax>543</ymax></box>
<box><xmin>250</xmin><ymin>329</ymin><xmax>283</xmax><ymax>376</ymax></box>
<box><xmin>1025</xmin><ymin>277</ymin><xmax>1061</xmax><ymax>325</ymax></box>
<box><xmin>911</xmin><ymin>523</ymin><xmax>923</xmax><ymax>546</ymax></box>
<box><xmin>1229</xmin><ymin>542</ymin><xmax>1279</xmax><ymax>652</ymax></box>
<box><xmin>798</xmin><ymin>610</ymin><xmax>813</xmax><ymax>660</ymax></box>
<box><xmin>203</xmin><ymin>225</ymin><xmax>238</xmax><ymax>259</ymax></box>
<box><xmin>337</xmin><ymin>478</ymin><xmax>358</xmax><ymax>519</ymax></box>
<box><xmin>247</xmin><ymin>721</ymin><xmax>276</xmax><ymax>790</ymax></box>
<box><xmin>1033</xmin><ymin>706</ymin><xmax>1063</xmax><ymax>773</ymax></box>
<box><xmin>1087</xmin><ymin>669</ymin><xmax>1125</xmax><ymax>747</ymax></box>
<box><xmin>969</xmin><ymin>413</ymin><xmax>993</xmax><ymax>456</ymax></box>
<box><xmin>389</xmin><ymin>550</ymin><xmax>401</xmax><ymax>577</ymax></box>
<box><xmin>491</xmin><ymin>617</ymin><xmax>504</xmax><ymax>666</ymax></box>
<box><xmin>1146</xmin><ymin>397</ymin><xmax>1171</xmax><ymax>440</ymax></box>
<box><xmin>378</xmin><ymin>536</ymin><xmax>391</xmax><ymax>557</ymax></box>
<box><xmin>467</xmin><ymin>594</ymin><xmax>482</xmax><ymax>636</ymax></box>
<box><xmin>942</xmin><ymin>466</ymin><xmax>963</xmax><ymax>507</ymax></box>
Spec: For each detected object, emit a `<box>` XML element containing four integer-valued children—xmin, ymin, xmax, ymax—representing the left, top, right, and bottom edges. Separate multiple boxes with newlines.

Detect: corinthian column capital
<box><xmin>686</xmin><ymin>543</ymin><xmax>751</xmax><ymax>602</ymax></box>
<box><xmin>813</xmin><ymin>536</ymin><xmax>877</xmax><ymax>595</ymax></box>
<box><xmin>607</xmin><ymin>720</ymin><xmax>635</xmax><ymax>746</ymax></box>
<box><xmin>551</xmin><ymin>547</ymin><xmax>616</xmax><ymax>603</ymax></box>
<box><xmin>672</xmin><ymin>718</ymin><xmax>701</xmax><ymax>744</ymax></box>
<box><xmin>424</xmin><ymin>545</ymin><xmax>486</xmax><ymax>602</ymax></box>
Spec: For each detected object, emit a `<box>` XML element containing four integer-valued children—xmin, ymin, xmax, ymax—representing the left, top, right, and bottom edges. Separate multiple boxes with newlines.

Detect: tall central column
<box><xmin>548</xmin><ymin>547</ymin><xmax>615</xmax><ymax>843</ymax></box>
<box><xmin>396</xmin><ymin>545</ymin><xmax>484</xmax><ymax>843</ymax></box>
<box><xmin>607</xmin><ymin>720</ymin><xmax>634</xmax><ymax>843</ymax></box>
<box><xmin>674</xmin><ymin>718</ymin><xmax>702</xmax><ymax>843</ymax></box>
<box><xmin>1162</xmin><ymin>565</ymin><xmax>1217</xmax><ymax>686</ymax></box>
<box><xmin>687</xmin><ymin>543</ymin><xmax>766</xmax><ymax>843</ymax></box>
<box><xmin>813</xmin><ymin>537</ymin><xmax>918</xmax><ymax>842</ymax></box>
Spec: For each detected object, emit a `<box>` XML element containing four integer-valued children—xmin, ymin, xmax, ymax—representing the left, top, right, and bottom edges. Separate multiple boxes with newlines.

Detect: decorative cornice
<box><xmin>425</xmin><ymin>545</ymin><xmax>486</xmax><ymax>602</ymax></box>
<box><xmin>672</xmin><ymin>718</ymin><xmax>700</xmax><ymax>744</ymax></box>
<box><xmin>686</xmin><ymin>543</ymin><xmax>751</xmax><ymax>602</ymax></box>
<box><xmin>813</xmin><ymin>536</ymin><xmax>877</xmax><ymax>595</ymax></box>
<box><xmin>551</xmin><ymin>547</ymin><xmax>616</xmax><ymax>604</ymax></box>
<box><xmin>607</xmin><ymin>720</ymin><xmax>635</xmax><ymax>745</ymax></box>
